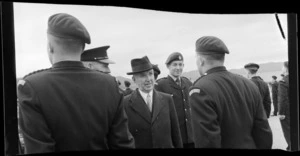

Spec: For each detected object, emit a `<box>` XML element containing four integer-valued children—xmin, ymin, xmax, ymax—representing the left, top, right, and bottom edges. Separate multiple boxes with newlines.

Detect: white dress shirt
<box><xmin>138</xmin><ymin>89</ymin><xmax>153</xmax><ymax>111</ymax></box>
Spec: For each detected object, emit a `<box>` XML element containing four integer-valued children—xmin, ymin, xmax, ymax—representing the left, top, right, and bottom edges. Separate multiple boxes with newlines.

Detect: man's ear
<box><xmin>132</xmin><ymin>76</ymin><xmax>135</xmax><ymax>82</ymax></box>
<box><xmin>48</xmin><ymin>41</ymin><xmax>54</xmax><ymax>54</ymax></box>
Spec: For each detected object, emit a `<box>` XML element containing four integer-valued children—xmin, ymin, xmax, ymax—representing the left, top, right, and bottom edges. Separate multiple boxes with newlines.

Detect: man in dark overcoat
<box><xmin>17</xmin><ymin>13</ymin><xmax>135</xmax><ymax>154</ymax></box>
<box><xmin>189</xmin><ymin>36</ymin><xmax>273</xmax><ymax>149</ymax></box>
<box><xmin>270</xmin><ymin>75</ymin><xmax>279</xmax><ymax>116</ymax></box>
<box><xmin>155</xmin><ymin>52</ymin><xmax>194</xmax><ymax>148</ymax></box>
<box><xmin>244</xmin><ymin>63</ymin><xmax>272</xmax><ymax>118</ymax></box>
<box><xmin>123</xmin><ymin>56</ymin><xmax>183</xmax><ymax>148</ymax></box>
<box><xmin>278</xmin><ymin>61</ymin><xmax>290</xmax><ymax>151</ymax></box>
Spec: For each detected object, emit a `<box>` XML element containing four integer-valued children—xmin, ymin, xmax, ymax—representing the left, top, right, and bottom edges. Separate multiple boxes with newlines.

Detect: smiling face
<box><xmin>167</xmin><ymin>60</ymin><xmax>184</xmax><ymax>78</ymax></box>
<box><xmin>132</xmin><ymin>69</ymin><xmax>154</xmax><ymax>93</ymax></box>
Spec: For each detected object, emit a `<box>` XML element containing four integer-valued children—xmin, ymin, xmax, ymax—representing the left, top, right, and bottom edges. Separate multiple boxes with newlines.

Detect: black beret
<box><xmin>196</xmin><ymin>36</ymin><xmax>229</xmax><ymax>54</ymax></box>
<box><xmin>165</xmin><ymin>52</ymin><xmax>184</xmax><ymax>65</ymax></box>
<box><xmin>47</xmin><ymin>13</ymin><xmax>91</xmax><ymax>44</ymax></box>
<box><xmin>244</xmin><ymin>63</ymin><xmax>260</xmax><ymax>69</ymax></box>
<box><xmin>81</xmin><ymin>46</ymin><xmax>115</xmax><ymax>64</ymax></box>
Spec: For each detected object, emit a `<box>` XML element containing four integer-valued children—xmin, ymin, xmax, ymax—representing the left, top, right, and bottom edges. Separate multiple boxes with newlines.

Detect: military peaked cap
<box><xmin>81</xmin><ymin>46</ymin><xmax>115</xmax><ymax>64</ymax></box>
<box><xmin>244</xmin><ymin>63</ymin><xmax>260</xmax><ymax>69</ymax></box>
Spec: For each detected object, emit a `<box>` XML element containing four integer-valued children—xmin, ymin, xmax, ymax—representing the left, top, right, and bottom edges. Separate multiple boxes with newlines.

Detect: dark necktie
<box><xmin>175</xmin><ymin>78</ymin><xmax>181</xmax><ymax>87</ymax></box>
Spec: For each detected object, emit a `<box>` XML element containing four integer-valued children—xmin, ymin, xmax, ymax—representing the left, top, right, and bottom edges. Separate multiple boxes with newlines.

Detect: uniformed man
<box><xmin>155</xmin><ymin>52</ymin><xmax>194</xmax><ymax>148</ymax></box>
<box><xmin>270</xmin><ymin>75</ymin><xmax>279</xmax><ymax>116</ymax></box>
<box><xmin>17</xmin><ymin>13</ymin><xmax>134</xmax><ymax>154</ymax></box>
<box><xmin>189</xmin><ymin>36</ymin><xmax>272</xmax><ymax>149</ymax></box>
<box><xmin>278</xmin><ymin>61</ymin><xmax>290</xmax><ymax>151</ymax></box>
<box><xmin>123</xmin><ymin>56</ymin><xmax>182</xmax><ymax>148</ymax></box>
<box><xmin>81</xmin><ymin>45</ymin><xmax>115</xmax><ymax>74</ymax></box>
<box><xmin>244</xmin><ymin>63</ymin><xmax>272</xmax><ymax>118</ymax></box>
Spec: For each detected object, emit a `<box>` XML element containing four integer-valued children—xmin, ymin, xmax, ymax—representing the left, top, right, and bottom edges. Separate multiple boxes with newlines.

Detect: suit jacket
<box><xmin>155</xmin><ymin>76</ymin><xmax>194</xmax><ymax>144</ymax></box>
<box><xmin>189</xmin><ymin>66</ymin><xmax>272</xmax><ymax>149</ymax></box>
<box><xmin>250</xmin><ymin>76</ymin><xmax>272</xmax><ymax>118</ymax></box>
<box><xmin>123</xmin><ymin>89</ymin><xmax>183</xmax><ymax>148</ymax></box>
<box><xmin>17</xmin><ymin>61</ymin><xmax>134</xmax><ymax>154</ymax></box>
<box><xmin>278</xmin><ymin>75</ymin><xmax>289</xmax><ymax>117</ymax></box>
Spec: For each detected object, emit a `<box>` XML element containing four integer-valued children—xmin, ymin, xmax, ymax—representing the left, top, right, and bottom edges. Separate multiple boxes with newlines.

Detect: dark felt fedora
<box><xmin>127</xmin><ymin>56</ymin><xmax>153</xmax><ymax>75</ymax></box>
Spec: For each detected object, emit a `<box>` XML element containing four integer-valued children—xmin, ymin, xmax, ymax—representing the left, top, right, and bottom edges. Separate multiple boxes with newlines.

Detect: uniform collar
<box><xmin>52</xmin><ymin>61</ymin><xmax>85</xmax><ymax>68</ymax></box>
<box><xmin>205</xmin><ymin>66</ymin><xmax>227</xmax><ymax>75</ymax></box>
<box><xmin>168</xmin><ymin>74</ymin><xmax>180</xmax><ymax>82</ymax></box>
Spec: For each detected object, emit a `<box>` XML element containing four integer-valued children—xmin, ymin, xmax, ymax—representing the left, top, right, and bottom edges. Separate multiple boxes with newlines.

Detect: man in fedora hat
<box><xmin>123</xmin><ymin>56</ymin><xmax>183</xmax><ymax>148</ymax></box>
<box><xmin>17</xmin><ymin>13</ymin><xmax>134</xmax><ymax>154</ymax></box>
<box><xmin>81</xmin><ymin>45</ymin><xmax>115</xmax><ymax>74</ymax></box>
<box><xmin>244</xmin><ymin>63</ymin><xmax>272</xmax><ymax>118</ymax></box>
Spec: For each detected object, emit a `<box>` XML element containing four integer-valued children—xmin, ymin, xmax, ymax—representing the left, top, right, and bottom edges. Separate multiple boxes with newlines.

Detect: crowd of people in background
<box><xmin>16</xmin><ymin>13</ymin><xmax>291</xmax><ymax>154</ymax></box>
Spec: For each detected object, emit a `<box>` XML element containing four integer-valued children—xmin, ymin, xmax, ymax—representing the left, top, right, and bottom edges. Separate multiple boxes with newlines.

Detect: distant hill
<box><xmin>182</xmin><ymin>62</ymin><xmax>284</xmax><ymax>83</ymax></box>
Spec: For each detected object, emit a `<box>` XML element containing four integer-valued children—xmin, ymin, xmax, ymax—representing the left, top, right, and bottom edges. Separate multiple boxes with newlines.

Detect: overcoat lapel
<box><xmin>129</xmin><ymin>90</ymin><xmax>151</xmax><ymax>123</ymax></box>
<box><xmin>151</xmin><ymin>90</ymin><xmax>165</xmax><ymax>123</ymax></box>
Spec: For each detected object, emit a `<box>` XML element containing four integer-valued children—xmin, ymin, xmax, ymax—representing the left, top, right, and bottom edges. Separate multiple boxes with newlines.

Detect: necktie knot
<box><xmin>176</xmin><ymin>78</ymin><xmax>181</xmax><ymax>87</ymax></box>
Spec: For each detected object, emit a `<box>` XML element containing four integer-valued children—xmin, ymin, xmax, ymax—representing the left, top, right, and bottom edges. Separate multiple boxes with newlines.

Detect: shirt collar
<box><xmin>138</xmin><ymin>89</ymin><xmax>153</xmax><ymax>103</ymax></box>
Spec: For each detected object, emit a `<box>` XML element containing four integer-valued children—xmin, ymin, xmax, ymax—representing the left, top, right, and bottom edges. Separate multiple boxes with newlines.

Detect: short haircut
<box><xmin>198</xmin><ymin>53</ymin><xmax>225</xmax><ymax>62</ymax></box>
<box><xmin>48</xmin><ymin>34</ymin><xmax>84</xmax><ymax>53</ymax></box>
<box><xmin>124</xmin><ymin>81</ymin><xmax>131</xmax><ymax>87</ymax></box>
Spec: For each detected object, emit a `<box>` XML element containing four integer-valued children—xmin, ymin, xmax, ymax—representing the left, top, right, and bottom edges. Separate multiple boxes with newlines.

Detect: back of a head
<box><xmin>47</xmin><ymin>13</ymin><xmax>91</xmax><ymax>54</ymax></box>
<box><xmin>195</xmin><ymin>36</ymin><xmax>229</xmax><ymax>62</ymax></box>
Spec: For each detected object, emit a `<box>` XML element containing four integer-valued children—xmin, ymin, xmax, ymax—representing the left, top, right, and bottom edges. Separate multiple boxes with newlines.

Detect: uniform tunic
<box><xmin>155</xmin><ymin>75</ymin><xmax>194</xmax><ymax>145</ymax></box>
<box><xmin>189</xmin><ymin>66</ymin><xmax>273</xmax><ymax>149</ymax></box>
<box><xmin>18</xmin><ymin>61</ymin><xmax>134</xmax><ymax>153</ymax></box>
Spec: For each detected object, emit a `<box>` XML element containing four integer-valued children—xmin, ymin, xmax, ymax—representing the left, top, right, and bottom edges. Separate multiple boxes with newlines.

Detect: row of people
<box><xmin>17</xmin><ymin>13</ymin><xmax>290</xmax><ymax>154</ymax></box>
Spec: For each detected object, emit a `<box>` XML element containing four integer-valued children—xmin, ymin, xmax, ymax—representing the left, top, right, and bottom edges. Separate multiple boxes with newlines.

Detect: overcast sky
<box><xmin>14</xmin><ymin>3</ymin><xmax>288</xmax><ymax>79</ymax></box>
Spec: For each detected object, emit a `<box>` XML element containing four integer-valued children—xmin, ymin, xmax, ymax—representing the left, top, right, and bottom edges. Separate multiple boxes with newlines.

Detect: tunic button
<box><xmin>186</xmin><ymin>119</ymin><xmax>188</xmax><ymax>122</ymax></box>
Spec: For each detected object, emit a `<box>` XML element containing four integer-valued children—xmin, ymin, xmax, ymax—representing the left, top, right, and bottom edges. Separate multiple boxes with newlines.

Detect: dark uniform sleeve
<box><xmin>252</xmin><ymin>93</ymin><xmax>273</xmax><ymax>149</ymax></box>
<box><xmin>189</xmin><ymin>87</ymin><xmax>221</xmax><ymax>148</ymax></box>
<box><xmin>107</xmin><ymin>94</ymin><xmax>135</xmax><ymax>149</ymax></box>
<box><xmin>169</xmin><ymin>96</ymin><xmax>183</xmax><ymax>148</ymax></box>
<box><xmin>263</xmin><ymin>84</ymin><xmax>272</xmax><ymax>118</ymax></box>
<box><xmin>18</xmin><ymin>80</ymin><xmax>55</xmax><ymax>154</ymax></box>
<box><xmin>154</xmin><ymin>80</ymin><xmax>163</xmax><ymax>92</ymax></box>
<box><xmin>278</xmin><ymin>80</ymin><xmax>288</xmax><ymax>116</ymax></box>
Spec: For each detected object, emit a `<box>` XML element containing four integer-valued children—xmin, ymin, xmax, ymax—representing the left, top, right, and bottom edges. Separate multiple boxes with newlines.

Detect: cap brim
<box><xmin>126</xmin><ymin>67</ymin><xmax>153</xmax><ymax>75</ymax></box>
<box><xmin>98</xmin><ymin>59</ymin><xmax>115</xmax><ymax>64</ymax></box>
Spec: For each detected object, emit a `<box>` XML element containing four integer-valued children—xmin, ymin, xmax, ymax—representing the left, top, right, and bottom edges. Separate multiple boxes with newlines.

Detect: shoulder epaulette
<box><xmin>23</xmin><ymin>68</ymin><xmax>51</xmax><ymax>79</ymax></box>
